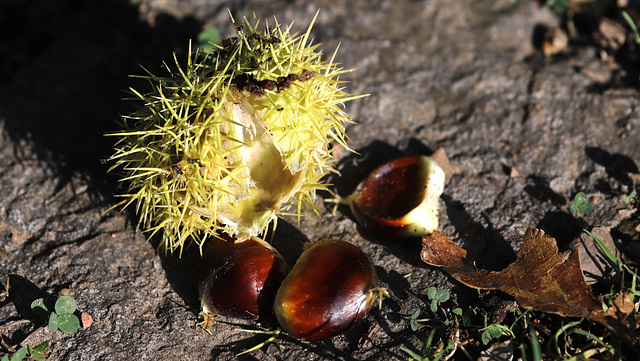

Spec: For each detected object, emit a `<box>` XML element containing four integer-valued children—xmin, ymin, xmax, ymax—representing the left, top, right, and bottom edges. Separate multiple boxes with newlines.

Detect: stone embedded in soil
<box><xmin>568</xmin><ymin>226</ymin><xmax>622</xmax><ymax>286</ymax></box>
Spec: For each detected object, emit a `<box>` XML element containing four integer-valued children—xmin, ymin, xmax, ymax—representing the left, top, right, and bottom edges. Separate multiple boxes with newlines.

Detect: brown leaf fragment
<box><xmin>81</xmin><ymin>312</ymin><xmax>94</xmax><ymax>329</ymax></box>
<box><xmin>542</xmin><ymin>27</ymin><xmax>568</xmax><ymax>56</ymax></box>
<box><xmin>421</xmin><ymin>228</ymin><xmax>636</xmax><ymax>344</ymax></box>
<box><xmin>593</xmin><ymin>18</ymin><xmax>626</xmax><ymax>53</ymax></box>
<box><xmin>429</xmin><ymin>147</ymin><xmax>455</xmax><ymax>184</ymax></box>
<box><xmin>601</xmin><ymin>293</ymin><xmax>637</xmax><ymax>333</ymax></box>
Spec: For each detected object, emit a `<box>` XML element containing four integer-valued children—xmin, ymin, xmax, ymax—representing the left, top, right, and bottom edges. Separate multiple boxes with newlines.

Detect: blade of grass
<box><xmin>630</xmin><ymin>273</ymin><xmax>639</xmax><ymax>302</ymax></box>
<box><xmin>423</xmin><ymin>327</ymin><xmax>437</xmax><ymax>355</ymax></box>
<box><xmin>622</xmin><ymin>11</ymin><xmax>640</xmax><ymax>44</ymax></box>
<box><xmin>550</xmin><ymin>319</ymin><xmax>584</xmax><ymax>357</ymax></box>
<box><xmin>583</xmin><ymin>229</ymin><xmax>622</xmax><ymax>273</ymax></box>
<box><xmin>400</xmin><ymin>347</ymin><xmax>426</xmax><ymax>361</ymax></box>
<box><xmin>520</xmin><ymin>343</ymin><xmax>529</xmax><ymax>361</ymax></box>
<box><xmin>528</xmin><ymin>322</ymin><xmax>542</xmax><ymax>361</ymax></box>
<box><xmin>567</xmin><ymin>329</ymin><xmax>608</xmax><ymax>348</ymax></box>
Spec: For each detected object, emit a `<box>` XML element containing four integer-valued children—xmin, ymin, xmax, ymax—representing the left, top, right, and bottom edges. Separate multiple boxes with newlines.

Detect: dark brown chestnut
<box><xmin>199</xmin><ymin>235</ymin><xmax>289</xmax><ymax>321</ymax></box>
<box><xmin>345</xmin><ymin>155</ymin><xmax>445</xmax><ymax>238</ymax></box>
<box><xmin>273</xmin><ymin>239</ymin><xmax>387</xmax><ymax>341</ymax></box>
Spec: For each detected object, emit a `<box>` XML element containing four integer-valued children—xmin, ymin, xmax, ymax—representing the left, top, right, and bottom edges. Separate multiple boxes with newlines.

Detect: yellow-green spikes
<box><xmin>108</xmin><ymin>13</ymin><xmax>360</xmax><ymax>254</ymax></box>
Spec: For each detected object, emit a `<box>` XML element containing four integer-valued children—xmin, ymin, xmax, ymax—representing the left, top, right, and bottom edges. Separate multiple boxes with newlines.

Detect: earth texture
<box><xmin>1</xmin><ymin>0</ymin><xmax>639</xmax><ymax>360</ymax></box>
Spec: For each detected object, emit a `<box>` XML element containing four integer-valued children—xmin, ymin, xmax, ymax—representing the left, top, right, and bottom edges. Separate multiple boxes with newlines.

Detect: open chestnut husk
<box><xmin>273</xmin><ymin>239</ymin><xmax>387</xmax><ymax>341</ymax></box>
<box><xmin>199</xmin><ymin>235</ymin><xmax>289</xmax><ymax>321</ymax></box>
<box><xmin>345</xmin><ymin>155</ymin><xmax>445</xmax><ymax>238</ymax></box>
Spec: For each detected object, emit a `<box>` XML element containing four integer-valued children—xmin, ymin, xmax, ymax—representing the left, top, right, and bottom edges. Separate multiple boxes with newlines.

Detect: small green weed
<box><xmin>452</xmin><ymin>307</ymin><xmax>478</xmax><ymax>328</ymax></box>
<box><xmin>544</xmin><ymin>0</ymin><xmax>568</xmax><ymax>14</ymax></box>
<box><xmin>0</xmin><ymin>342</ymin><xmax>48</xmax><ymax>361</ymax></box>
<box><xmin>409</xmin><ymin>309</ymin><xmax>426</xmax><ymax>332</ymax></box>
<box><xmin>1</xmin><ymin>295</ymin><xmax>80</xmax><ymax>361</ymax></box>
<box><xmin>570</xmin><ymin>192</ymin><xmax>593</xmax><ymax>217</ymax></box>
<box><xmin>624</xmin><ymin>189</ymin><xmax>637</xmax><ymax>204</ymax></box>
<box><xmin>408</xmin><ymin>297</ymin><xmax>630</xmax><ymax>360</ymax></box>
<box><xmin>32</xmin><ymin>296</ymin><xmax>80</xmax><ymax>335</ymax></box>
<box><xmin>460</xmin><ymin>307</ymin><xmax>528</xmax><ymax>345</ymax></box>
<box><xmin>427</xmin><ymin>287</ymin><xmax>450</xmax><ymax>313</ymax></box>
<box><xmin>407</xmin><ymin>287</ymin><xmax>452</xmax><ymax>331</ymax></box>
<box><xmin>480</xmin><ymin>323</ymin><xmax>511</xmax><ymax>345</ymax></box>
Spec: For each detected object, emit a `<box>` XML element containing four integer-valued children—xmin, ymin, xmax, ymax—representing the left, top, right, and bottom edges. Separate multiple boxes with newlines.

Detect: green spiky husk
<box><xmin>108</xmin><ymin>14</ymin><xmax>359</xmax><ymax>254</ymax></box>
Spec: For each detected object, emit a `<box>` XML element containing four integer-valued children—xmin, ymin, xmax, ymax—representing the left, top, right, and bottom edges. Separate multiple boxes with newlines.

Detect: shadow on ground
<box><xmin>0</xmin><ymin>0</ymin><xmax>201</xmax><ymax>200</ymax></box>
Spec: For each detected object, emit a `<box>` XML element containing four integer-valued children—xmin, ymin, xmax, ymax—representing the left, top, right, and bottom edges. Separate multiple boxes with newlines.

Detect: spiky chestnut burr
<box><xmin>108</xmin><ymin>13</ymin><xmax>361</xmax><ymax>254</ymax></box>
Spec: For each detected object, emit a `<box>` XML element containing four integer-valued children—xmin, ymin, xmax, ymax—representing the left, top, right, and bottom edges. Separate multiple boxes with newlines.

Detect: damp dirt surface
<box><xmin>1</xmin><ymin>0</ymin><xmax>639</xmax><ymax>360</ymax></box>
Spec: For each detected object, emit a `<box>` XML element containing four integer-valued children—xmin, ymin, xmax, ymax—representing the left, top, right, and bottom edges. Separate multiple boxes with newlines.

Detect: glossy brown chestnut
<box><xmin>345</xmin><ymin>155</ymin><xmax>445</xmax><ymax>238</ymax></box>
<box><xmin>199</xmin><ymin>235</ymin><xmax>289</xmax><ymax>320</ymax></box>
<box><xmin>273</xmin><ymin>239</ymin><xmax>387</xmax><ymax>341</ymax></box>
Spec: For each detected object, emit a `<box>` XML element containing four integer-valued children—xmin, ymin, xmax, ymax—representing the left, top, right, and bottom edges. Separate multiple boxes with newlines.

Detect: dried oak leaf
<box><xmin>421</xmin><ymin>228</ymin><xmax>636</xmax><ymax>344</ymax></box>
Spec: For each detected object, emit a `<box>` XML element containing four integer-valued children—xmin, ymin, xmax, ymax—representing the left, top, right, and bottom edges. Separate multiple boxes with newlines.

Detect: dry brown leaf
<box><xmin>421</xmin><ymin>228</ymin><xmax>636</xmax><ymax>344</ymax></box>
<box><xmin>81</xmin><ymin>312</ymin><xmax>94</xmax><ymax>329</ymax></box>
<box><xmin>594</xmin><ymin>18</ymin><xmax>626</xmax><ymax>52</ymax></box>
<box><xmin>542</xmin><ymin>28</ymin><xmax>568</xmax><ymax>56</ymax></box>
<box><xmin>429</xmin><ymin>147</ymin><xmax>455</xmax><ymax>184</ymax></box>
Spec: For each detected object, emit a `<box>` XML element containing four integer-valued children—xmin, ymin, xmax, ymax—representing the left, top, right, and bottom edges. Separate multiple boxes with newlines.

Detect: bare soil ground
<box><xmin>1</xmin><ymin>0</ymin><xmax>639</xmax><ymax>360</ymax></box>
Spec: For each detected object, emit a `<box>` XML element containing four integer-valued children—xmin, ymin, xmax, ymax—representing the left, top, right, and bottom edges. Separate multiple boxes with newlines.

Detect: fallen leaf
<box><xmin>605</xmin><ymin>293</ymin><xmax>636</xmax><ymax>337</ymax></box>
<box><xmin>594</xmin><ymin>18</ymin><xmax>626</xmax><ymax>52</ymax></box>
<box><xmin>429</xmin><ymin>147</ymin><xmax>455</xmax><ymax>184</ymax></box>
<box><xmin>421</xmin><ymin>228</ymin><xmax>636</xmax><ymax>344</ymax></box>
<box><xmin>81</xmin><ymin>312</ymin><xmax>93</xmax><ymax>329</ymax></box>
<box><xmin>542</xmin><ymin>28</ymin><xmax>568</xmax><ymax>56</ymax></box>
<box><xmin>58</xmin><ymin>288</ymin><xmax>73</xmax><ymax>296</ymax></box>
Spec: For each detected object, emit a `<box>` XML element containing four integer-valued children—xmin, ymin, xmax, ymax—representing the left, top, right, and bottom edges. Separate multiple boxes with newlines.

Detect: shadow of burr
<box><xmin>586</xmin><ymin>146</ymin><xmax>639</xmax><ymax>186</ymax></box>
<box><xmin>441</xmin><ymin>195</ymin><xmax>517</xmax><ymax>272</ymax></box>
